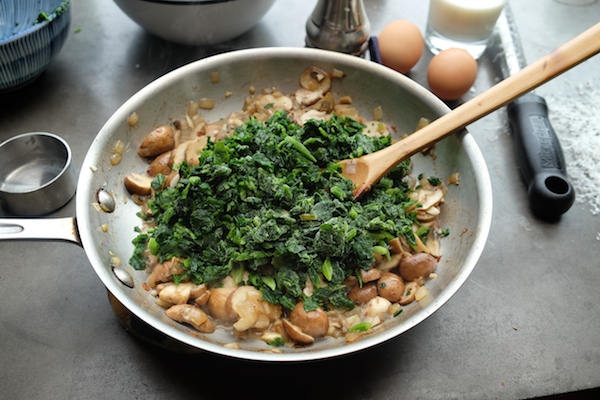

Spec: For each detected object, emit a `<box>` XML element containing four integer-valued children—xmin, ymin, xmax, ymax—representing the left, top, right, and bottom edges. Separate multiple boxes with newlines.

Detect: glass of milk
<box><xmin>425</xmin><ymin>0</ymin><xmax>507</xmax><ymax>59</ymax></box>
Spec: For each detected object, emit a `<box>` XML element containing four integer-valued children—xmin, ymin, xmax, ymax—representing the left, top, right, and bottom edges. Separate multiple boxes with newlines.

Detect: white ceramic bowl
<box><xmin>113</xmin><ymin>0</ymin><xmax>277</xmax><ymax>46</ymax></box>
<box><xmin>77</xmin><ymin>47</ymin><xmax>493</xmax><ymax>361</ymax></box>
<box><xmin>0</xmin><ymin>0</ymin><xmax>71</xmax><ymax>92</ymax></box>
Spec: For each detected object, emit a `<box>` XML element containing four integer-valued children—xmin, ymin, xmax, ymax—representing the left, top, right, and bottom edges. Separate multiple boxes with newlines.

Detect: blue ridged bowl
<box><xmin>0</xmin><ymin>0</ymin><xmax>71</xmax><ymax>92</ymax></box>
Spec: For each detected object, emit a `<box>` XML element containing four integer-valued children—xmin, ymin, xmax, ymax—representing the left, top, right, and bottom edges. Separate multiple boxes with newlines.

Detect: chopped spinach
<box><xmin>35</xmin><ymin>0</ymin><xmax>70</xmax><ymax>24</ymax></box>
<box><xmin>130</xmin><ymin>110</ymin><xmax>418</xmax><ymax>311</ymax></box>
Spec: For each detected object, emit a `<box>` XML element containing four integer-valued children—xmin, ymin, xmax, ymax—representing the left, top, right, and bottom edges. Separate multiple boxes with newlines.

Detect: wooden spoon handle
<box><xmin>369</xmin><ymin>22</ymin><xmax>600</xmax><ymax>179</ymax></box>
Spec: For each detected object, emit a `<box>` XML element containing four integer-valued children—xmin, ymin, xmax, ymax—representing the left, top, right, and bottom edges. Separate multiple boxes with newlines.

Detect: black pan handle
<box><xmin>507</xmin><ymin>94</ymin><xmax>575</xmax><ymax>221</ymax></box>
<box><xmin>368</xmin><ymin>36</ymin><xmax>382</xmax><ymax>64</ymax></box>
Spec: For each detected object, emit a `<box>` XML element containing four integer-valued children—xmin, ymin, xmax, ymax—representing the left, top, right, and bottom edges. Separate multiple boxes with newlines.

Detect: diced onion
<box><xmin>415</xmin><ymin>286</ymin><xmax>429</xmax><ymax>301</ymax></box>
<box><xmin>338</xmin><ymin>95</ymin><xmax>352</xmax><ymax>104</ymax></box>
<box><xmin>113</xmin><ymin>140</ymin><xmax>125</xmax><ymax>155</ymax></box>
<box><xmin>388</xmin><ymin>303</ymin><xmax>402</xmax><ymax>316</ymax></box>
<box><xmin>187</xmin><ymin>100</ymin><xmax>199</xmax><ymax>117</ymax></box>
<box><xmin>372</xmin><ymin>105</ymin><xmax>383</xmax><ymax>121</ymax></box>
<box><xmin>448</xmin><ymin>172</ymin><xmax>460</xmax><ymax>185</ymax></box>
<box><xmin>185</xmin><ymin>114</ymin><xmax>195</xmax><ymax>129</ymax></box>
<box><xmin>110</xmin><ymin>153</ymin><xmax>122</xmax><ymax>166</ymax></box>
<box><xmin>132</xmin><ymin>194</ymin><xmax>149</xmax><ymax>205</ymax></box>
<box><xmin>127</xmin><ymin>112</ymin><xmax>139</xmax><ymax>126</ymax></box>
<box><xmin>331</xmin><ymin>68</ymin><xmax>346</xmax><ymax>78</ymax></box>
<box><xmin>198</xmin><ymin>98</ymin><xmax>215</xmax><ymax>110</ymax></box>
<box><xmin>416</xmin><ymin>117</ymin><xmax>430</xmax><ymax>130</ymax></box>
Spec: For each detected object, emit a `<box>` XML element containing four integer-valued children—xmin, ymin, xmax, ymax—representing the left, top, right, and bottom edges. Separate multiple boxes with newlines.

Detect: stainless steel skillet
<box><xmin>0</xmin><ymin>47</ymin><xmax>493</xmax><ymax>362</ymax></box>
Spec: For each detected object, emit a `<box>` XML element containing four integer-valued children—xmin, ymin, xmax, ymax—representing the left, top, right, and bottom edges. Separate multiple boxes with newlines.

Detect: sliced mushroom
<box><xmin>372</xmin><ymin>252</ymin><xmax>383</xmax><ymax>264</ymax></box>
<box><xmin>203</xmin><ymin>121</ymin><xmax>227</xmax><ymax>140</ymax></box>
<box><xmin>261</xmin><ymin>330</ymin><xmax>287</xmax><ymax>345</ymax></box>
<box><xmin>333</xmin><ymin>104</ymin><xmax>361</xmax><ymax>120</ymax></box>
<box><xmin>417</xmin><ymin>188</ymin><xmax>445</xmax><ymax>211</ymax></box>
<box><xmin>206</xmin><ymin>287</ymin><xmax>238</xmax><ymax>322</ymax></box>
<box><xmin>399</xmin><ymin>252</ymin><xmax>437</xmax><ymax>282</ymax></box>
<box><xmin>185</xmin><ymin>136</ymin><xmax>209</xmax><ymax>166</ymax></box>
<box><xmin>299</xmin><ymin>66</ymin><xmax>331</xmax><ymax>93</ymax></box>
<box><xmin>226</xmin><ymin>286</ymin><xmax>282</xmax><ymax>332</ymax></box>
<box><xmin>155</xmin><ymin>282</ymin><xmax>186</xmax><ymax>305</ymax></box>
<box><xmin>360</xmin><ymin>267</ymin><xmax>383</xmax><ymax>283</ymax></box>
<box><xmin>413</xmin><ymin>233</ymin><xmax>431</xmax><ymax>255</ymax></box>
<box><xmin>226</xmin><ymin>286</ymin><xmax>261</xmax><ymax>331</ymax></box>
<box><xmin>399</xmin><ymin>281</ymin><xmax>419</xmax><ymax>305</ymax></box>
<box><xmin>289</xmin><ymin>302</ymin><xmax>329</xmax><ymax>338</ymax></box>
<box><xmin>164</xmin><ymin>170</ymin><xmax>180</xmax><ymax>188</ymax></box>
<box><xmin>124</xmin><ymin>172</ymin><xmax>153</xmax><ymax>196</ymax></box>
<box><xmin>282</xmin><ymin>319</ymin><xmax>315</xmax><ymax>345</ymax></box>
<box><xmin>416</xmin><ymin>209</ymin><xmax>438</xmax><ymax>222</ymax></box>
<box><xmin>165</xmin><ymin>304</ymin><xmax>215</xmax><ymax>333</ymax></box>
<box><xmin>224</xmin><ymin>111</ymin><xmax>246</xmax><ymax>131</ymax></box>
<box><xmin>294</xmin><ymin>88</ymin><xmax>324</xmax><ymax>106</ymax></box>
<box><xmin>138</xmin><ymin>125</ymin><xmax>175</xmax><ymax>158</ymax></box>
<box><xmin>254</xmin><ymin>93</ymin><xmax>294</xmax><ymax>113</ymax></box>
<box><xmin>147</xmin><ymin>151</ymin><xmax>172</xmax><ymax>177</ymax></box>
<box><xmin>373</xmin><ymin>252</ymin><xmax>403</xmax><ymax>272</ymax></box>
<box><xmin>308</xmin><ymin>92</ymin><xmax>335</xmax><ymax>113</ymax></box>
<box><xmin>156</xmin><ymin>282</ymin><xmax>207</xmax><ymax>305</ymax></box>
<box><xmin>388</xmin><ymin>237</ymin><xmax>404</xmax><ymax>254</ymax></box>
<box><xmin>425</xmin><ymin>228</ymin><xmax>441</xmax><ymax>258</ymax></box>
<box><xmin>170</xmin><ymin>141</ymin><xmax>189</xmax><ymax>167</ymax></box>
<box><xmin>146</xmin><ymin>258</ymin><xmax>184</xmax><ymax>288</ymax></box>
<box><xmin>295</xmin><ymin>109</ymin><xmax>329</xmax><ymax>125</ymax></box>
<box><xmin>194</xmin><ymin>290</ymin><xmax>210</xmax><ymax>307</ymax></box>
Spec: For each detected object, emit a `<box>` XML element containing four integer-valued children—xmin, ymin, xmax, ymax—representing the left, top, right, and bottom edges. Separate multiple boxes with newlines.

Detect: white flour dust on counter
<box><xmin>545</xmin><ymin>79</ymin><xmax>600</xmax><ymax>239</ymax></box>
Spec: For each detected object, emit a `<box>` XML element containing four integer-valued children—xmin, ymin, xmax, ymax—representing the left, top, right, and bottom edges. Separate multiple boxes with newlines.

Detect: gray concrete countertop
<box><xmin>1</xmin><ymin>1</ymin><xmax>599</xmax><ymax>399</ymax></box>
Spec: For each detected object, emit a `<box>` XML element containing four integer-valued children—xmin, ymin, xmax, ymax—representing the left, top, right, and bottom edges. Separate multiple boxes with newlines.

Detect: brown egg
<box><xmin>427</xmin><ymin>48</ymin><xmax>478</xmax><ymax>100</ymax></box>
<box><xmin>378</xmin><ymin>20</ymin><xmax>424</xmax><ymax>74</ymax></box>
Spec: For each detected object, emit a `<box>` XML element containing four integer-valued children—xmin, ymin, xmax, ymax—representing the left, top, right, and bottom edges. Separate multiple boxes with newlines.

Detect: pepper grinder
<box><xmin>305</xmin><ymin>0</ymin><xmax>371</xmax><ymax>56</ymax></box>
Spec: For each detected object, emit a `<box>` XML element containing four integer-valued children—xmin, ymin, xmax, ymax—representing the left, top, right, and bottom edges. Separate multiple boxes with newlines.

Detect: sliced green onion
<box><xmin>322</xmin><ymin>257</ymin><xmax>333</xmax><ymax>281</ymax></box>
<box><xmin>231</xmin><ymin>264</ymin><xmax>245</xmax><ymax>285</ymax></box>
<box><xmin>330</xmin><ymin>186</ymin><xmax>346</xmax><ymax>200</ymax></box>
<box><xmin>349</xmin><ymin>322</ymin><xmax>372</xmax><ymax>332</ymax></box>
<box><xmin>148</xmin><ymin>237</ymin><xmax>159</xmax><ymax>255</ymax></box>
<box><xmin>281</xmin><ymin>136</ymin><xmax>317</xmax><ymax>162</ymax></box>
<box><xmin>261</xmin><ymin>276</ymin><xmax>277</xmax><ymax>291</ymax></box>
<box><xmin>300</xmin><ymin>213</ymin><xmax>317</xmax><ymax>221</ymax></box>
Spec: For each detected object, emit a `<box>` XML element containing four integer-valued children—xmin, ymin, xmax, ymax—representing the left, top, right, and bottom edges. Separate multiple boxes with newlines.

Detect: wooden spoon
<box><xmin>341</xmin><ymin>22</ymin><xmax>600</xmax><ymax>199</ymax></box>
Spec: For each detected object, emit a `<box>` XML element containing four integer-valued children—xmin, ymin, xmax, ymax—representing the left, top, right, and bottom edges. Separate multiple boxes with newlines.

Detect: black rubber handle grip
<box><xmin>507</xmin><ymin>94</ymin><xmax>575</xmax><ymax>221</ymax></box>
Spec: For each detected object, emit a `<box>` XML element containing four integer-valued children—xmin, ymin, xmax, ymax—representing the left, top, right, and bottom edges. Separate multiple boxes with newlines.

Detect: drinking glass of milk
<box><xmin>425</xmin><ymin>0</ymin><xmax>507</xmax><ymax>59</ymax></box>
